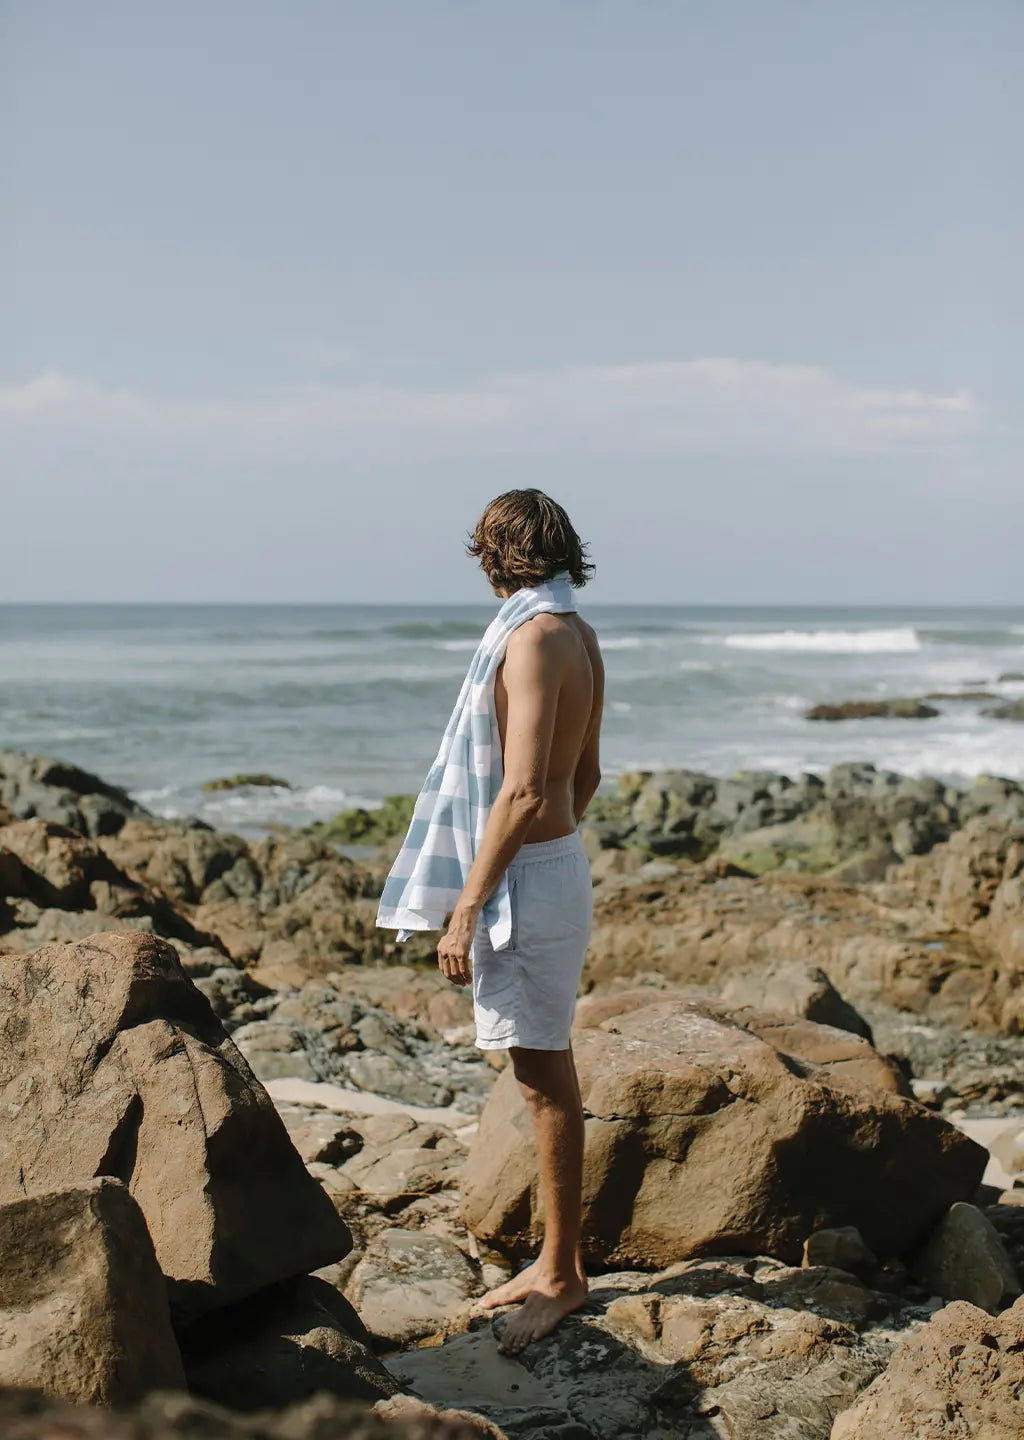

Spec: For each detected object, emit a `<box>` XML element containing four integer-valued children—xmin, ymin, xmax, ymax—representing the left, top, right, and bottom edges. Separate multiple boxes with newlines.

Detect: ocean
<box><xmin>2</xmin><ymin>603</ymin><xmax>1022</xmax><ymax>833</ymax></box>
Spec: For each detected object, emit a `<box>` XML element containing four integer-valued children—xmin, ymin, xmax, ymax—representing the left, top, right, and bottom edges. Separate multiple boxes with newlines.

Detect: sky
<box><xmin>2</xmin><ymin>1</ymin><xmax>1021</xmax><ymax>604</ymax></box>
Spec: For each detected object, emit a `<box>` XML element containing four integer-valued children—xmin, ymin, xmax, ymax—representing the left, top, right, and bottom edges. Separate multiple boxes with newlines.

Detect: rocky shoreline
<box><xmin>2</xmin><ymin>746</ymin><xmax>1024</xmax><ymax>1438</ymax></box>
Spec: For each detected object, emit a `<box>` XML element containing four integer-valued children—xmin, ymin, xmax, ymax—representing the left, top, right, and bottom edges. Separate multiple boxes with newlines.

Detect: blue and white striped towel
<box><xmin>375</xmin><ymin>573</ymin><xmax>577</xmax><ymax>947</ymax></box>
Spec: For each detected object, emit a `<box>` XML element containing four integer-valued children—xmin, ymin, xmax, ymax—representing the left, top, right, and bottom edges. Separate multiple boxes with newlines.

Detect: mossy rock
<box><xmin>202</xmin><ymin>773</ymin><xmax>291</xmax><ymax>792</ymax></box>
<box><xmin>310</xmin><ymin>794</ymin><xmax>416</xmax><ymax>845</ymax></box>
<box><xmin>717</xmin><ymin>814</ymin><xmax>842</xmax><ymax>875</ymax></box>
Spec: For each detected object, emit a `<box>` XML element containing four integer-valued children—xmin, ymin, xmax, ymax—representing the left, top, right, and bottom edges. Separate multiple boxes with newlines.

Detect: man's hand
<box><xmin>437</xmin><ymin>905</ymin><xmax>477</xmax><ymax>987</ymax></box>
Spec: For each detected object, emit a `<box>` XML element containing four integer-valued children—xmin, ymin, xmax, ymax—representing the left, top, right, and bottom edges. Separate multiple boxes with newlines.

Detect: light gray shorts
<box><xmin>472</xmin><ymin>830</ymin><xmax>593</xmax><ymax>1052</ymax></box>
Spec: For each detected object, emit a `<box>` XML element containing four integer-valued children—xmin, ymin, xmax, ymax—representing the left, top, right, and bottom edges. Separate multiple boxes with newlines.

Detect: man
<box><xmin>435</xmin><ymin>490</ymin><xmax>604</xmax><ymax>1353</ymax></box>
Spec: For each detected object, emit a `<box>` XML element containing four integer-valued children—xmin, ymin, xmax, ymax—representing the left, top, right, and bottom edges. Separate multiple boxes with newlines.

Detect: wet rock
<box><xmin>914</xmin><ymin>1203</ymin><xmax>1021</xmax><ymax>1313</ymax></box>
<box><xmin>461</xmin><ymin>997</ymin><xmax>985</xmax><ymax>1270</ymax></box>
<box><xmin>0</xmin><ymin>931</ymin><xmax>351</xmax><ymax>1321</ymax></box>
<box><xmin>830</xmin><ymin>1295</ymin><xmax>1024</xmax><ymax>1439</ymax></box>
<box><xmin>345</xmin><ymin>1230</ymin><xmax>481</xmax><ymax>1344</ymax></box>
<box><xmin>181</xmin><ymin>1276</ymin><xmax>397</xmax><ymax>1411</ymax></box>
<box><xmin>0</xmin><ymin>1178</ymin><xmax>185</xmax><ymax>1404</ymax></box>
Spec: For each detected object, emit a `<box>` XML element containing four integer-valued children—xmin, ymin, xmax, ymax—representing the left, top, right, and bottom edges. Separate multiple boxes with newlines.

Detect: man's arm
<box><xmin>573</xmin><ymin>634</ymin><xmax>604</xmax><ymax>823</ymax></box>
<box><xmin>436</xmin><ymin>624</ymin><xmax>560</xmax><ymax>986</ymax></box>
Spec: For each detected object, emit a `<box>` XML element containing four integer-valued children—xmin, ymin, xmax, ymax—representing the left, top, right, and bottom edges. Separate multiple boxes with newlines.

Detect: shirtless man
<box><xmin>436</xmin><ymin>489</ymin><xmax>604</xmax><ymax>1353</ymax></box>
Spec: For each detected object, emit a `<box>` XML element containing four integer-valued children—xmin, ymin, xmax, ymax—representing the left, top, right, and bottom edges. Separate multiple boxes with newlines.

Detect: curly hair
<box><xmin>467</xmin><ymin>489</ymin><xmax>594</xmax><ymax>592</ymax></box>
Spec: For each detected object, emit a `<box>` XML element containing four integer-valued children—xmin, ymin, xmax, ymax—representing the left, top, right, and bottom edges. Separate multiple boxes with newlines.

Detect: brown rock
<box><xmin>461</xmin><ymin>999</ymin><xmax>985</xmax><ymax>1268</ymax></box>
<box><xmin>181</xmin><ymin>1276</ymin><xmax>398</xmax><ymax>1411</ymax></box>
<box><xmin>914</xmin><ymin>1203</ymin><xmax>1021</xmax><ymax>1313</ymax></box>
<box><xmin>719</xmin><ymin>961</ymin><xmax>873</xmax><ymax>1041</ymax></box>
<box><xmin>0</xmin><ymin>1388</ymin><xmax>496</xmax><ymax>1438</ymax></box>
<box><xmin>0</xmin><ymin>931</ymin><xmax>350</xmax><ymax>1321</ymax></box>
<box><xmin>830</xmin><ymin>1296</ymin><xmax>1024</xmax><ymax>1439</ymax></box>
<box><xmin>802</xmin><ymin>1227</ymin><xmax>878</xmax><ymax>1278</ymax></box>
<box><xmin>0</xmin><ymin>818</ymin><xmax>217</xmax><ymax>950</ymax></box>
<box><xmin>585</xmin><ymin>853</ymin><xmax>1020</xmax><ymax>1036</ymax></box>
<box><xmin>0</xmin><ymin>1178</ymin><xmax>185</xmax><ymax>1404</ymax></box>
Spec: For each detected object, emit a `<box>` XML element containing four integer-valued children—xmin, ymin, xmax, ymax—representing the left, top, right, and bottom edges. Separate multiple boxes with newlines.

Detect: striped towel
<box><xmin>376</xmin><ymin>573</ymin><xmax>578</xmax><ymax>947</ymax></box>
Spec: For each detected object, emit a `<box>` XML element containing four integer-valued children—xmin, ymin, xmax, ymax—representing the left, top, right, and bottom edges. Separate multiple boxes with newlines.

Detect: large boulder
<box><xmin>830</xmin><ymin>1296</ymin><xmax>1024</xmax><ymax>1439</ymax></box>
<box><xmin>0</xmin><ymin>1178</ymin><xmax>185</xmax><ymax>1404</ymax></box>
<box><xmin>461</xmin><ymin>998</ymin><xmax>985</xmax><ymax>1268</ymax></box>
<box><xmin>0</xmin><ymin>932</ymin><xmax>351</xmax><ymax>1320</ymax></box>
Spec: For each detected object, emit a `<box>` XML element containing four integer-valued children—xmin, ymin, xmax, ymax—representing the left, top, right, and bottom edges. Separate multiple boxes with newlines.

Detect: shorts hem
<box><xmin>474</xmin><ymin>1034</ymin><xmax>572</xmax><ymax>1051</ymax></box>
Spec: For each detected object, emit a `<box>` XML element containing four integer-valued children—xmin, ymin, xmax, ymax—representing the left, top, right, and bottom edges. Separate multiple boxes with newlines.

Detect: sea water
<box><xmin>1</xmin><ymin>603</ymin><xmax>1022</xmax><ymax>833</ymax></box>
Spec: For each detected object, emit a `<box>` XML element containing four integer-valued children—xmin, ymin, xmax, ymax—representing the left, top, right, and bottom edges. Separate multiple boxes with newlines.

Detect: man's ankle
<box><xmin>536</xmin><ymin>1255</ymin><xmax>586</xmax><ymax>1286</ymax></box>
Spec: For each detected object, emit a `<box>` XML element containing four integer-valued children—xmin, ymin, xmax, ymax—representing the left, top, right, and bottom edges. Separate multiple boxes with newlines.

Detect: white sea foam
<box><xmin>601</xmin><ymin>636</ymin><xmax>646</xmax><ymax>650</ymax></box>
<box><xmin>715</xmin><ymin>627</ymin><xmax>922</xmax><ymax>654</ymax></box>
<box><xmin>436</xmin><ymin>639</ymin><xmax>480</xmax><ymax>652</ymax></box>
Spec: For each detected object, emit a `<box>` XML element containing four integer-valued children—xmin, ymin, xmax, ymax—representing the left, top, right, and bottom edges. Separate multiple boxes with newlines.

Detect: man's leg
<box><xmin>480</xmin><ymin>1044</ymin><xmax>588</xmax><ymax>1353</ymax></box>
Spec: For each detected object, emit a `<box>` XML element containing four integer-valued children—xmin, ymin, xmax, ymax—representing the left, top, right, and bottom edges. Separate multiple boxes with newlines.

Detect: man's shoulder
<box><xmin>506</xmin><ymin>614</ymin><xmax>567</xmax><ymax>660</ymax></box>
<box><xmin>505</xmin><ymin>614</ymin><xmax>601</xmax><ymax>676</ymax></box>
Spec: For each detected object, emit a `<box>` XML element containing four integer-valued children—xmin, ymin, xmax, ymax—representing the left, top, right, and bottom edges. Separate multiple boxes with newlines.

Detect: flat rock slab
<box><xmin>0</xmin><ymin>1178</ymin><xmax>185</xmax><ymax>1404</ymax></box>
<box><xmin>0</xmin><ymin>932</ymin><xmax>351</xmax><ymax>1321</ymax></box>
<box><xmin>267</xmin><ymin>1076</ymin><xmax>475</xmax><ymax>1129</ymax></box>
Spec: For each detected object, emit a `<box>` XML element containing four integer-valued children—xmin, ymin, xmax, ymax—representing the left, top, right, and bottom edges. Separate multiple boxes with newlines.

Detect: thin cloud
<box><xmin>0</xmin><ymin>360</ymin><xmax>980</xmax><ymax>459</ymax></box>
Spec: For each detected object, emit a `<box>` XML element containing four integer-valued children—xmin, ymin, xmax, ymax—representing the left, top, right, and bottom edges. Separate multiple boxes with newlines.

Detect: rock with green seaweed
<box><xmin>203</xmin><ymin>774</ymin><xmax>292</xmax><ymax>792</ymax></box>
<box><xmin>309</xmin><ymin>795</ymin><xmax>416</xmax><ymax>846</ymax></box>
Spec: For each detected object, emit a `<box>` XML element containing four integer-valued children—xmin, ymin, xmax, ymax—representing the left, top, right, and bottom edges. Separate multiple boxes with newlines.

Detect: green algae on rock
<box><xmin>310</xmin><ymin>794</ymin><xmax>416</xmax><ymax>845</ymax></box>
<box><xmin>202</xmin><ymin>774</ymin><xmax>292</xmax><ymax>791</ymax></box>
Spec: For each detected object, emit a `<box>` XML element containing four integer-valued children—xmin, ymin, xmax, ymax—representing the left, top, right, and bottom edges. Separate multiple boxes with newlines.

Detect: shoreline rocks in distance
<box><xmin>805</xmin><ymin>699</ymin><xmax>940</xmax><ymax>721</ymax></box>
<box><xmin>924</xmin><ymin>690</ymin><xmax>999</xmax><ymax>701</ymax></box>
<box><xmin>983</xmin><ymin>699</ymin><xmax>1024</xmax><ymax>721</ymax></box>
<box><xmin>202</xmin><ymin>774</ymin><xmax>292</xmax><ymax>792</ymax></box>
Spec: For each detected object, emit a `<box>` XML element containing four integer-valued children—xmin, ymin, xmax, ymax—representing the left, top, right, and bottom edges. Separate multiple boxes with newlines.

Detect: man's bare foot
<box><xmin>479</xmin><ymin>1261</ymin><xmax>543</xmax><ymax>1311</ymax></box>
<box><xmin>497</xmin><ymin>1272</ymin><xmax>589</xmax><ymax>1355</ymax></box>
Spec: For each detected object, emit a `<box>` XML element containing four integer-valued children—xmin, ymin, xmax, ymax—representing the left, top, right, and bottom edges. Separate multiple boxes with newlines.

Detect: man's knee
<box><xmin>511</xmin><ymin>1046</ymin><xmax>573</xmax><ymax>1104</ymax></box>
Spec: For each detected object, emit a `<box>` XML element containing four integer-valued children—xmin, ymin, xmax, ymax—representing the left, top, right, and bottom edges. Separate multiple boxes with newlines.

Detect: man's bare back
<box><xmin>494</xmin><ymin>614</ymin><xmax>605</xmax><ymax>843</ymax></box>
